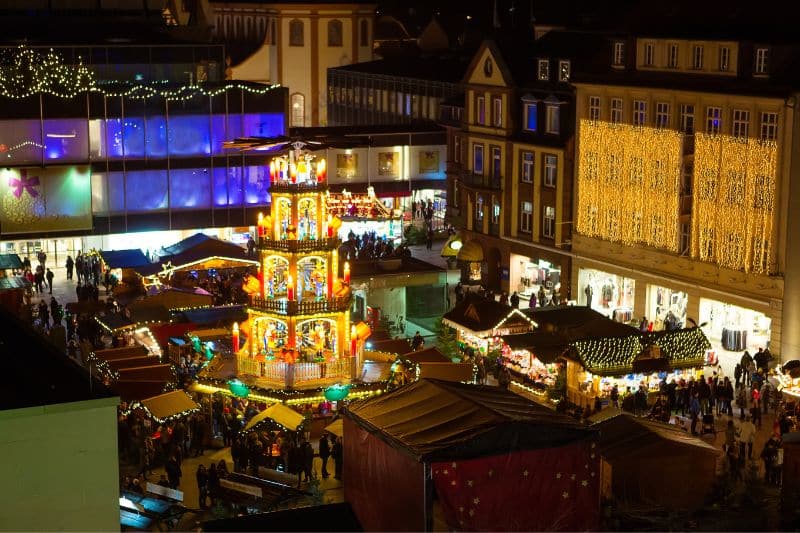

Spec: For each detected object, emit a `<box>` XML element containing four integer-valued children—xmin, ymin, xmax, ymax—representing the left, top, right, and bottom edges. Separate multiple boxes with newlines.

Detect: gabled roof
<box><xmin>178</xmin><ymin>305</ymin><xmax>247</xmax><ymax>327</ymax></box>
<box><xmin>443</xmin><ymin>294</ymin><xmax>534</xmax><ymax>335</ymax></box>
<box><xmin>401</xmin><ymin>346</ymin><xmax>449</xmax><ymax>364</ymax></box>
<box><xmin>592</xmin><ymin>413</ymin><xmax>719</xmax><ymax>460</ymax></box>
<box><xmin>0</xmin><ymin>253</ymin><xmax>22</xmax><ymax>270</ymax></box>
<box><xmin>572</xmin><ymin>327</ymin><xmax>711</xmax><ymax>376</ymax></box>
<box><xmin>345</xmin><ymin>378</ymin><xmax>593</xmax><ymax>462</ymax></box>
<box><xmin>370</xmin><ymin>338</ymin><xmax>412</xmax><ymax>356</ymax></box>
<box><xmin>100</xmin><ymin>249</ymin><xmax>151</xmax><ymax>269</ymax></box>
<box><xmin>158</xmin><ymin>233</ymin><xmax>247</xmax><ymax>265</ymax></box>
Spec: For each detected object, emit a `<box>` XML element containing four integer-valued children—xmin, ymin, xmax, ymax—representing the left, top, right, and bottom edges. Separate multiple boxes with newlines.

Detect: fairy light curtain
<box><xmin>577</xmin><ymin>120</ymin><xmax>682</xmax><ymax>252</ymax></box>
<box><xmin>692</xmin><ymin>134</ymin><xmax>777</xmax><ymax>274</ymax></box>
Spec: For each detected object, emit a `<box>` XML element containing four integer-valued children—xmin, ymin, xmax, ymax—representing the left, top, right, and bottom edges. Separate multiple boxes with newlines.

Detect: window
<box><xmin>491</xmin><ymin>146</ymin><xmax>502</xmax><ymax>178</ymax></box>
<box><xmin>679</xmin><ymin>104</ymin><xmax>695</xmax><ymax>134</ymax></box>
<box><xmin>521</xmin><ymin>152</ymin><xmax>534</xmax><ymax>183</ymax></box>
<box><xmin>668</xmin><ymin>43</ymin><xmax>679</xmax><ymax>68</ymax></box>
<box><xmin>655</xmin><ymin>102</ymin><xmax>670</xmax><ymax>128</ymax></box>
<box><xmin>473</xmin><ymin>144</ymin><xmax>484</xmax><ymax>174</ymax></box>
<box><xmin>732</xmin><ymin>109</ymin><xmax>750</xmax><ymax>139</ymax></box>
<box><xmin>520</xmin><ymin>201</ymin><xmax>533</xmax><ymax>233</ymax></box>
<box><xmin>761</xmin><ymin>112</ymin><xmax>778</xmax><ymax>141</ymax></box>
<box><xmin>477</xmin><ymin>96</ymin><xmax>486</xmax><ymax>125</ymax></box>
<box><xmin>558</xmin><ymin>60</ymin><xmax>571</xmax><ymax>81</ymax></box>
<box><xmin>543</xmin><ymin>154</ymin><xmax>557</xmax><ymax>187</ymax></box>
<box><xmin>476</xmin><ymin>195</ymin><xmax>484</xmax><ymax>222</ymax></box>
<box><xmin>524</xmin><ymin>102</ymin><xmax>537</xmax><ymax>131</ymax></box>
<box><xmin>543</xmin><ymin>206</ymin><xmax>555</xmax><ymax>238</ymax></box>
<box><xmin>706</xmin><ymin>106</ymin><xmax>721</xmax><ymax>134</ymax></box>
<box><xmin>452</xmin><ymin>180</ymin><xmax>459</xmax><ymax>207</ymax></box>
<box><xmin>492</xmin><ymin>97</ymin><xmax>503</xmax><ymax>127</ymax></box>
<box><xmin>633</xmin><ymin>100</ymin><xmax>647</xmax><ymax>126</ymax></box>
<box><xmin>545</xmin><ymin>105</ymin><xmax>560</xmax><ymax>134</ymax></box>
<box><xmin>289</xmin><ymin>19</ymin><xmax>304</xmax><ymax>46</ymax></box>
<box><xmin>589</xmin><ymin>96</ymin><xmax>601</xmax><ymax>121</ymax></box>
<box><xmin>327</xmin><ymin>19</ymin><xmax>343</xmax><ymax>47</ymax></box>
<box><xmin>680</xmin><ymin>223</ymin><xmax>690</xmax><ymax>255</ymax></box>
<box><xmin>719</xmin><ymin>46</ymin><xmax>730</xmax><ymax>72</ymax></box>
<box><xmin>454</xmin><ymin>136</ymin><xmax>461</xmax><ymax>163</ymax></box>
<box><xmin>610</xmin><ymin>98</ymin><xmax>623</xmax><ymax>124</ymax></box>
<box><xmin>644</xmin><ymin>43</ymin><xmax>655</xmax><ymax>66</ymax></box>
<box><xmin>755</xmin><ymin>48</ymin><xmax>769</xmax><ymax>74</ymax></box>
<box><xmin>291</xmin><ymin>92</ymin><xmax>305</xmax><ymax>127</ymax></box>
<box><xmin>613</xmin><ymin>42</ymin><xmax>625</xmax><ymax>66</ymax></box>
<box><xmin>538</xmin><ymin>59</ymin><xmax>549</xmax><ymax>81</ymax></box>
<box><xmin>359</xmin><ymin>19</ymin><xmax>368</xmax><ymax>47</ymax></box>
<box><xmin>692</xmin><ymin>45</ymin><xmax>704</xmax><ymax>70</ymax></box>
<box><xmin>491</xmin><ymin>196</ymin><xmax>500</xmax><ymax>224</ymax></box>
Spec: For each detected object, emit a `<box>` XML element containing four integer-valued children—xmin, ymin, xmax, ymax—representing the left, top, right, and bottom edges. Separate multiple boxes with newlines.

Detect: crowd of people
<box><xmin>338</xmin><ymin>230</ymin><xmax>409</xmax><ymax>262</ymax></box>
<box><xmin>454</xmin><ymin>282</ymin><xmax>566</xmax><ymax>309</ymax></box>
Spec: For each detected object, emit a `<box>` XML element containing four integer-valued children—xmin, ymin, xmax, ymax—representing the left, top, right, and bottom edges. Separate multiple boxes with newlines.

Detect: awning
<box><xmin>244</xmin><ymin>403</ymin><xmax>305</xmax><ymax>432</ymax></box>
<box><xmin>440</xmin><ymin>233</ymin><xmax>463</xmax><ymax>258</ymax></box>
<box><xmin>456</xmin><ymin>240</ymin><xmax>483</xmax><ymax>262</ymax></box>
<box><xmin>325</xmin><ymin>418</ymin><xmax>344</xmax><ymax>438</ymax></box>
<box><xmin>0</xmin><ymin>253</ymin><xmax>22</xmax><ymax>270</ymax></box>
<box><xmin>140</xmin><ymin>390</ymin><xmax>200</xmax><ymax>422</ymax></box>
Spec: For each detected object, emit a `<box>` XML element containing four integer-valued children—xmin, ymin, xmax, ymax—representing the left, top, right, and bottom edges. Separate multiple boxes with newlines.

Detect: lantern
<box><xmin>228</xmin><ymin>379</ymin><xmax>250</xmax><ymax>398</ymax></box>
<box><xmin>324</xmin><ymin>384</ymin><xmax>351</xmax><ymax>402</ymax></box>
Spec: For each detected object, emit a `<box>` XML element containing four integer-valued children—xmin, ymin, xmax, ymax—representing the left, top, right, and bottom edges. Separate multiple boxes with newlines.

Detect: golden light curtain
<box><xmin>692</xmin><ymin>135</ymin><xmax>777</xmax><ymax>274</ymax></box>
<box><xmin>577</xmin><ymin>120</ymin><xmax>682</xmax><ymax>251</ymax></box>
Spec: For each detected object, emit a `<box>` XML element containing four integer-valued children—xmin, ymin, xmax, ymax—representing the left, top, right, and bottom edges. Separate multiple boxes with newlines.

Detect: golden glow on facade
<box><xmin>692</xmin><ymin>134</ymin><xmax>777</xmax><ymax>274</ymax></box>
<box><xmin>577</xmin><ymin>120</ymin><xmax>682</xmax><ymax>251</ymax></box>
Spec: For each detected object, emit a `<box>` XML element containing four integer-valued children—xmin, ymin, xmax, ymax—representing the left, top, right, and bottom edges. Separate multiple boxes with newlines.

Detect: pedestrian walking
<box><xmin>165</xmin><ymin>454</ymin><xmax>182</xmax><ymax>489</ymax></box>
<box><xmin>332</xmin><ymin>437</ymin><xmax>343</xmax><ymax>480</ymax></box>
<box><xmin>196</xmin><ymin>464</ymin><xmax>208</xmax><ymax>509</ymax></box>
<box><xmin>45</xmin><ymin>268</ymin><xmax>54</xmax><ymax>294</ymax></box>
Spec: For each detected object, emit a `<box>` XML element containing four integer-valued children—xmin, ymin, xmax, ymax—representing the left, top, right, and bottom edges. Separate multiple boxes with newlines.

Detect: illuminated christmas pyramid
<box><xmin>238</xmin><ymin>143</ymin><xmax>366</xmax><ymax>389</ymax></box>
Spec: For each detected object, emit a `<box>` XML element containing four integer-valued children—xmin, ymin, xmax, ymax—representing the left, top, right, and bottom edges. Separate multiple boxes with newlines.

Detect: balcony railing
<box><xmin>460</xmin><ymin>171</ymin><xmax>502</xmax><ymax>190</ymax></box>
<box><xmin>250</xmin><ymin>296</ymin><xmax>351</xmax><ymax>315</ymax></box>
<box><xmin>269</xmin><ymin>181</ymin><xmax>329</xmax><ymax>194</ymax></box>
<box><xmin>238</xmin><ymin>356</ymin><xmax>353</xmax><ymax>389</ymax></box>
<box><xmin>256</xmin><ymin>237</ymin><xmax>339</xmax><ymax>252</ymax></box>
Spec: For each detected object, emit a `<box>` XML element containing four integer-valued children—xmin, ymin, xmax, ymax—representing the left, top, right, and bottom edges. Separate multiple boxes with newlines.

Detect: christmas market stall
<box><xmin>137</xmin><ymin>390</ymin><xmax>200</xmax><ymax>424</ymax></box>
<box><xmin>0</xmin><ymin>253</ymin><xmax>23</xmax><ymax>275</ymax></box>
<box><xmin>99</xmin><ymin>249</ymin><xmax>151</xmax><ymax>286</ymax></box>
<box><xmin>0</xmin><ymin>276</ymin><xmax>31</xmax><ymax>317</ymax></box>
<box><xmin>327</xmin><ymin>188</ymin><xmax>402</xmax><ymax>243</ymax></box>
<box><xmin>133</xmin><ymin>287</ymin><xmax>213</xmax><ymax>313</ymax></box>
<box><xmin>94</xmin><ymin>312</ymin><xmax>163</xmax><ymax>357</ymax></box>
<box><xmin>441</xmin><ymin>294</ymin><xmax>536</xmax><ymax>356</ymax></box>
<box><xmin>344</xmin><ymin>378</ymin><xmax>600</xmax><ymax>532</ymax></box>
<box><xmin>88</xmin><ymin>345</ymin><xmax>175</xmax><ymax>402</ymax></box>
<box><xmin>590</xmin><ymin>412</ymin><xmax>719</xmax><ymax>510</ymax></box>
<box><xmin>399</xmin><ymin>346</ymin><xmax>474</xmax><ymax>383</ymax></box>
<box><xmin>243</xmin><ymin>402</ymin><xmax>305</xmax><ymax>433</ymax></box>
<box><xmin>566</xmin><ymin>327</ymin><xmax>711</xmax><ymax>408</ymax></box>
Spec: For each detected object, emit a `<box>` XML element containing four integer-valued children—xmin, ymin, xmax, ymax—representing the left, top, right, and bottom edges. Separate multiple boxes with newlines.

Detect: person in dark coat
<box><xmin>319</xmin><ymin>434</ymin><xmax>331</xmax><ymax>478</ymax></box>
<box><xmin>65</xmin><ymin>255</ymin><xmax>74</xmax><ymax>280</ymax></box>
<box><xmin>509</xmin><ymin>292</ymin><xmax>520</xmax><ymax>308</ymax></box>
<box><xmin>207</xmin><ymin>463</ymin><xmax>219</xmax><ymax>507</ymax></box>
<box><xmin>196</xmin><ymin>464</ymin><xmax>208</xmax><ymax>509</ymax></box>
<box><xmin>332</xmin><ymin>437</ymin><xmax>343</xmax><ymax>480</ymax></box>
<box><xmin>165</xmin><ymin>454</ymin><xmax>182</xmax><ymax>489</ymax></box>
<box><xmin>301</xmin><ymin>440</ymin><xmax>315</xmax><ymax>482</ymax></box>
<box><xmin>45</xmin><ymin>268</ymin><xmax>54</xmax><ymax>294</ymax></box>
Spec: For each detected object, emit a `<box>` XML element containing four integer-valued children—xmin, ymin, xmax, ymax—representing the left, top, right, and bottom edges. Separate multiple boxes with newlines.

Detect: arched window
<box><xmin>359</xmin><ymin>19</ymin><xmax>369</xmax><ymax>47</ymax></box>
<box><xmin>328</xmin><ymin>19</ymin><xmax>343</xmax><ymax>47</ymax></box>
<box><xmin>289</xmin><ymin>19</ymin><xmax>304</xmax><ymax>46</ymax></box>
<box><xmin>291</xmin><ymin>93</ymin><xmax>305</xmax><ymax>127</ymax></box>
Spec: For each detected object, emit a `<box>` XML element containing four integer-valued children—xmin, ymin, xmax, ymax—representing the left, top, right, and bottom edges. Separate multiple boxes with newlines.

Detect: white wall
<box><xmin>0</xmin><ymin>398</ymin><xmax>120</xmax><ymax>531</ymax></box>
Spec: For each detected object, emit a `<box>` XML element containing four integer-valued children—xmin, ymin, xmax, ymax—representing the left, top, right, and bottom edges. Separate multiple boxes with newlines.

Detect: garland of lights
<box><xmin>193</xmin><ymin>377</ymin><xmax>383</xmax><ymax>405</ymax></box>
<box><xmin>571</xmin><ymin>327</ymin><xmax>710</xmax><ymax>376</ymax></box>
<box><xmin>692</xmin><ymin>134</ymin><xmax>777</xmax><ymax>274</ymax></box>
<box><xmin>576</xmin><ymin>120</ymin><xmax>681</xmax><ymax>251</ymax></box>
<box><xmin>0</xmin><ymin>45</ymin><xmax>281</xmax><ymax>101</ymax></box>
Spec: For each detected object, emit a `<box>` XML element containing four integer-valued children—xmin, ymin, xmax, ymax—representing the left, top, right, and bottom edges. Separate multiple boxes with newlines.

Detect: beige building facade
<box><xmin>212</xmin><ymin>2</ymin><xmax>375</xmax><ymax>126</ymax></box>
<box><xmin>572</xmin><ymin>36</ymin><xmax>800</xmax><ymax>364</ymax></box>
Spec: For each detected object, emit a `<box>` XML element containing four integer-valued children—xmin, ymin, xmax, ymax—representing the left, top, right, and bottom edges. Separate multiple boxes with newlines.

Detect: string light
<box><xmin>0</xmin><ymin>45</ymin><xmax>281</xmax><ymax>101</ymax></box>
<box><xmin>571</xmin><ymin>327</ymin><xmax>710</xmax><ymax>376</ymax></box>
<box><xmin>576</xmin><ymin>120</ymin><xmax>681</xmax><ymax>251</ymax></box>
<box><xmin>692</xmin><ymin>134</ymin><xmax>777</xmax><ymax>274</ymax></box>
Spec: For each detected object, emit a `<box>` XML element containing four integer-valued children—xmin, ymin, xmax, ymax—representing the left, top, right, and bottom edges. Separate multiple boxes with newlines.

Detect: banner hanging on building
<box><xmin>0</xmin><ymin>166</ymin><xmax>92</xmax><ymax>234</ymax></box>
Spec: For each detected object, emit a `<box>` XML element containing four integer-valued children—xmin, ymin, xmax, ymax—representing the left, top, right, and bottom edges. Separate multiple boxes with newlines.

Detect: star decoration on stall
<box><xmin>556</xmin><ymin>472</ymin><xmax>562</xmax><ymax>479</ymax></box>
<box><xmin>452</xmin><ymin>462</ymin><xmax>457</xmax><ymax>469</ymax></box>
<box><xmin>473</xmin><ymin>497</ymin><xmax>480</xmax><ymax>505</ymax></box>
<box><xmin>469</xmin><ymin>509</ymin><xmax>475</xmax><ymax>517</ymax></box>
<box><xmin>487</xmin><ymin>469</ymin><xmax>494</xmax><ymax>477</ymax></box>
<box><xmin>467</xmin><ymin>480</ymin><xmax>474</xmax><ymax>487</ymax></box>
<box><xmin>523</xmin><ymin>470</ymin><xmax>529</xmax><ymax>477</ymax></box>
<box><xmin>581</xmin><ymin>480</ymin><xmax>589</xmax><ymax>487</ymax></box>
<box><xmin>451</xmin><ymin>480</ymin><xmax>457</xmax><ymax>486</ymax></box>
<box><xmin>562</xmin><ymin>491</ymin><xmax>570</xmax><ymax>499</ymax></box>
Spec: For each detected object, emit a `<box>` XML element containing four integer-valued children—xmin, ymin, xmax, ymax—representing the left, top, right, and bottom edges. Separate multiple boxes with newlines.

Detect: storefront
<box><xmin>699</xmin><ymin>298</ymin><xmax>772</xmax><ymax>353</ymax></box>
<box><xmin>646</xmin><ymin>285</ymin><xmax>688</xmax><ymax>331</ymax></box>
<box><xmin>411</xmin><ymin>189</ymin><xmax>447</xmax><ymax>230</ymax></box>
<box><xmin>500</xmin><ymin>332</ymin><xmax>562</xmax><ymax>394</ymax></box>
<box><xmin>577</xmin><ymin>268</ymin><xmax>636</xmax><ymax>323</ymax></box>
<box><xmin>509</xmin><ymin>254</ymin><xmax>562</xmax><ymax>307</ymax></box>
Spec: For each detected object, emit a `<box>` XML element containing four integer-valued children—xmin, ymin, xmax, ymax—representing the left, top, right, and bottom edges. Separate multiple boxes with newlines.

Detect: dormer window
<box><xmin>613</xmin><ymin>42</ymin><xmax>625</xmax><ymax>67</ymax></box>
<box><xmin>755</xmin><ymin>47</ymin><xmax>769</xmax><ymax>75</ymax></box>
<box><xmin>538</xmin><ymin>59</ymin><xmax>549</xmax><ymax>81</ymax></box>
<box><xmin>558</xmin><ymin>60</ymin><xmax>571</xmax><ymax>82</ymax></box>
